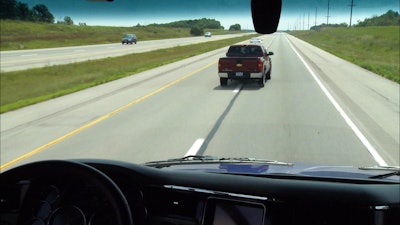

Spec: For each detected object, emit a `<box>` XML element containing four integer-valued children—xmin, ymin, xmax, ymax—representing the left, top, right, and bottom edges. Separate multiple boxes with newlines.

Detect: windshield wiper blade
<box><xmin>369</xmin><ymin>171</ymin><xmax>400</xmax><ymax>179</ymax></box>
<box><xmin>173</xmin><ymin>155</ymin><xmax>220</xmax><ymax>161</ymax></box>
<box><xmin>359</xmin><ymin>165</ymin><xmax>400</xmax><ymax>171</ymax></box>
<box><xmin>218</xmin><ymin>157</ymin><xmax>293</xmax><ymax>166</ymax></box>
<box><xmin>144</xmin><ymin>155</ymin><xmax>219</xmax><ymax>165</ymax></box>
<box><xmin>359</xmin><ymin>166</ymin><xmax>400</xmax><ymax>179</ymax></box>
<box><xmin>145</xmin><ymin>155</ymin><xmax>293</xmax><ymax>166</ymax></box>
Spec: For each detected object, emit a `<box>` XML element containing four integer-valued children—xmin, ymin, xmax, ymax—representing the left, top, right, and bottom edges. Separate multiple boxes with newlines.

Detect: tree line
<box><xmin>151</xmin><ymin>18</ymin><xmax>224</xmax><ymax>30</ymax></box>
<box><xmin>311</xmin><ymin>10</ymin><xmax>399</xmax><ymax>31</ymax></box>
<box><xmin>356</xmin><ymin>10</ymin><xmax>399</xmax><ymax>27</ymax></box>
<box><xmin>139</xmin><ymin>18</ymin><xmax>241</xmax><ymax>36</ymax></box>
<box><xmin>0</xmin><ymin>0</ymin><xmax>54</xmax><ymax>23</ymax></box>
<box><xmin>310</xmin><ymin>23</ymin><xmax>349</xmax><ymax>31</ymax></box>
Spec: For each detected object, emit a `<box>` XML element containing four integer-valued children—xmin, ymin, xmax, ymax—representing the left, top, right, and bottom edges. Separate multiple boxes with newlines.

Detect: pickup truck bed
<box><xmin>218</xmin><ymin>44</ymin><xmax>273</xmax><ymax>87</ymax></box>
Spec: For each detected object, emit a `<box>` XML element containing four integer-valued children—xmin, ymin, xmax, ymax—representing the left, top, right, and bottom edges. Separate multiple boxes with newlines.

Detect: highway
<box><xmin>1</xmin><ymin>33</ymin><xmax>399</xmax><ymax>171</ymax></box>
<box><xmin>0</xmin><ymin>33</ymin><xmax>251</xmax><ymax>72</ymax></box>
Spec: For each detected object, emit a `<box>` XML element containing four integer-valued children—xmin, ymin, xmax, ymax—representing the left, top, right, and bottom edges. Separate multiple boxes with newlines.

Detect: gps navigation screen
<box><xmin>204</xmin><ymin>198</ymin><xmax>265</xmax><ymax>225</ymax></box>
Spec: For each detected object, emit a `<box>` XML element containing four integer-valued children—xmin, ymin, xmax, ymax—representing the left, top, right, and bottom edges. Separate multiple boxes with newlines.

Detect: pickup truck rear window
<box><xmin>227</xmin><ymin>46</ymin><xmax>263</xmax><ymax>57</ymax></box>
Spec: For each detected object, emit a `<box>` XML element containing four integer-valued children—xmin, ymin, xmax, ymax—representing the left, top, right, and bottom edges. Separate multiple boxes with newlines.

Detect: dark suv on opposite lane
<box><xmin>121</xmin><ymin>34</ymin><xmax>137</xmax><ymax>44</ymax></box>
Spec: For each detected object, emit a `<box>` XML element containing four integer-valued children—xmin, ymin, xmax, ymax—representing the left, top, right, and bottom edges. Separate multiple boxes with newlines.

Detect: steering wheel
<box><xmin>0</xmin><ymin>160</ymin><xmax>133</xmax><ymax>225</ymax></box>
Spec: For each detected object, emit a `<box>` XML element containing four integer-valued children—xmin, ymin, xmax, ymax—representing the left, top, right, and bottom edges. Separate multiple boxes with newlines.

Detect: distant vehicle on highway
<box><xmin>249</xmin><ymin>37</ymin><xmax>263</xmax><ymax>44</ymax></box>
<box><xmin>204</xmin><ymin>32</ymin><xmax>212</xmax><ymax>37</ymax></box>
<box><xmin>121</xmin><ymin>34</ymin><xmax>137</xmax><ymax>44</ymax></box>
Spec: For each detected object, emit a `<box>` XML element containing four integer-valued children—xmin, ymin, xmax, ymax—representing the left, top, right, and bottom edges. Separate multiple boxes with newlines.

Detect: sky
<box><xmin>20</xmin><ymin>0</ymin><xmax>399</xmax><ymax>30</ymax></box>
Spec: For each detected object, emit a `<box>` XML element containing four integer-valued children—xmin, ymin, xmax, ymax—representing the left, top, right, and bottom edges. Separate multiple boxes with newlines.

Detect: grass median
<box><xmin>1</xmin><ymin>34</ymin><xmax>257</xmax><ymax>113</ymax></box>
<box><xmin>289</xmin><ymin>26</ymin><xmax>399</xmax><ymax>83</ymax></box>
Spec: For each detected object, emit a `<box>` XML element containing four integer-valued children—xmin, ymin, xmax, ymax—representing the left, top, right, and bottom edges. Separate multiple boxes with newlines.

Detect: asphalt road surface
<box><xmin>0</xmin><ymin>34</ymin><xmax>251</xmax><ymax>72</ymax></box>
<box><xmin>1</xmin><ymin>33</ymin><xmax>399</xmax><ymax>171</ymax></box>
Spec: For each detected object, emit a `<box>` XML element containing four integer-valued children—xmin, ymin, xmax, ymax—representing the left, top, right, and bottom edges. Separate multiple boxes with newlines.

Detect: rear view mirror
<box><xmin>251</xmin><ymin>0</ymin><xmax>282</xmax><ymax>34</ymax></box>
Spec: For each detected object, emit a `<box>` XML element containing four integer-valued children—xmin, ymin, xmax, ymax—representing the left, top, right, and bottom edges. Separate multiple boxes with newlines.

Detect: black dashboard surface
<box><xmin>1</xmin><ymin>159</ymin><xmax>399</xmax><ymax>225</ymax></box>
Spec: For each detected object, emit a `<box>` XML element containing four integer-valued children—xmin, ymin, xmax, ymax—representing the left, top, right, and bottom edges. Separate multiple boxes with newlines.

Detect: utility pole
<box><xmin>327</xmin><ymin>0</ymin><xmax>330</xmax><ymax>25</ymax></box>
<box><xmin>308</xmin><ymin>12</ymin><xmax>310</xmax><ymax>30</ymax></box>
<box><xmin>298</xmin><ymin>16</ymin><xmax>300</xmax><ymax>30</ymax></box>
<box><xmin>349</xmin><ymin>0</ymin><xmax>356</xmax><ymax>27</ymax></box>
<box><xmin>315</xmin><ymin>7</ymin><xmax>318</xmax><ymax>27</ymax></box>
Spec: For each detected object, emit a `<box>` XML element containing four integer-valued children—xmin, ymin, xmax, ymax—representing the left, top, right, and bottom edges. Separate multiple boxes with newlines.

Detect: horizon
<box><xmin>19</xmin><ymin>0</ymin><xmax>399</xmax><ymax>30</ymax></box>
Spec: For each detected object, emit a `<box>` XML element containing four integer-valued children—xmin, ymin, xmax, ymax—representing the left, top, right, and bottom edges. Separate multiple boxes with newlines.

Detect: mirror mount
<box><xmin>251</xmin><ymin>0</ymin><xmax>282</xmax><ymax>34</ymax></box>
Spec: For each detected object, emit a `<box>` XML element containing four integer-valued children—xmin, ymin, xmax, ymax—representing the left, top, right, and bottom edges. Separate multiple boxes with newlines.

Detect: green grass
<box><xmin>0</xmin><ymin>20</ymin><xmax>240</xmax><ymax>50</ymax></box>
<box><xmin>289</xmin><ymin>26</ymin><xmax>400</xmax><ymax>83</ymax></box>
<box><xmin>0</xmin><ymin>34</ymin><xmax>258</xmax><ymax>113</ymax></box>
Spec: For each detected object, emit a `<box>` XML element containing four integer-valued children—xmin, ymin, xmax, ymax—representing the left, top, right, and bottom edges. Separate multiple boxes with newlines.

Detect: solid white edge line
<box><xmin>285</xmin><ymin>36</ymin><xmax>388</xmax><ymax>167</ymax></box>
<box><xmin>185</xmin><ymin>138</ymin><xmax>205</xmax><ymax>156</ymax></box>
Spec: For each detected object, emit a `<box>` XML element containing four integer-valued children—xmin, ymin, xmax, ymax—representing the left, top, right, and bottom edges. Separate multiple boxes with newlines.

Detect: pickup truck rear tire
<box><xmin>266</xmin><ymin>65</ymin><xmax>271</xmax><ymax>80</ymax></box>
<box><xmin>220</xmin><ymin>78</ymin><xmax>228</xmax><ymax>86</ymax></box>
<box><xmin>258</xmin><ymin>74</ymin><xmax>265</xmax><ymax>87</ymax></box>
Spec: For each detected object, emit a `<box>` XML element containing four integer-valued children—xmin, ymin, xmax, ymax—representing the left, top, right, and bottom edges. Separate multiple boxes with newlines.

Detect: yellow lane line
<box><xmin>1</xmin><ymin>61</ymin><xmax>216</xmax><ymax>170</ymax></box>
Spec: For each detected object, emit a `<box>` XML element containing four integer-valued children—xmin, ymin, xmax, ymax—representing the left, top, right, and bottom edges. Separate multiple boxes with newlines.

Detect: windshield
<box><xmin>0</xmin><ymin>0</ymin><xmax>399</xmax><ymax>174</ymax></box>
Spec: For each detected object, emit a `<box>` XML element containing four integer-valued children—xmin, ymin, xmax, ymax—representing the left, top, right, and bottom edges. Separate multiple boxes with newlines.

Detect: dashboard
<box><xmin>1</xmin><ymin>159</ymin><xmax>399</xmax><ymax>225</ymax></box>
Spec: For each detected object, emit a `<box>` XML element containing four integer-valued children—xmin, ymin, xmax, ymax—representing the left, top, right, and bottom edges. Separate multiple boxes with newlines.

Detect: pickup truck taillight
<box><xmin>257</xmin><ymin>59</ymin><xmax>263</xmax><ymax>71</ymax></box>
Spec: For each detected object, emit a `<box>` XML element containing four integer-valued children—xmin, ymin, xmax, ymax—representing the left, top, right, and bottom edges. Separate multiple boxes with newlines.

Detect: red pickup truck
<box><xmin>218</xmin><ymin>44</ymin><xmax>273</xmax><ymax>87</ymax></box>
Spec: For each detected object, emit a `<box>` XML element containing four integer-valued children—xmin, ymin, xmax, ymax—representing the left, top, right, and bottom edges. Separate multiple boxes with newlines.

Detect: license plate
<box><xmin>236</xmin><ymin>72</ymin><xmax>243</xmax><ymax>76</ymax></box>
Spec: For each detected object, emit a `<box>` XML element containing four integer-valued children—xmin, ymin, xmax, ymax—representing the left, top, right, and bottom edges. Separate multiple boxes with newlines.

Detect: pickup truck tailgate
<box><xmin>218</xmin><ymin>57</ymin><xmax>262</xmax><ymax>72</ymax></box>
